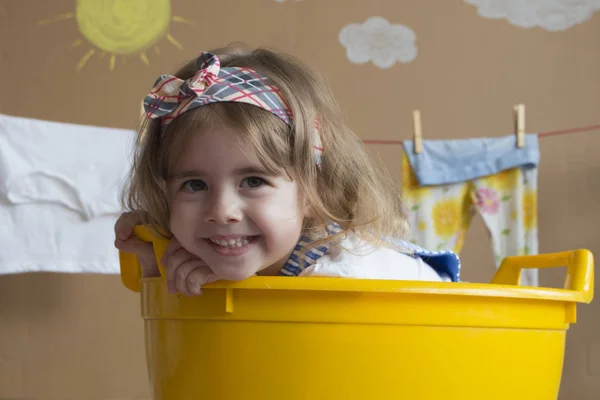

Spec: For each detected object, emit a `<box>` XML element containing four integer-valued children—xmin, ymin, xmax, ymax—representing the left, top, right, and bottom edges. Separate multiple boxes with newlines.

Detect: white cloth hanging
<box><xmin>0</xmin><ymin>113</ymin><xmax>137</xmax><ymax>274</ymax></box>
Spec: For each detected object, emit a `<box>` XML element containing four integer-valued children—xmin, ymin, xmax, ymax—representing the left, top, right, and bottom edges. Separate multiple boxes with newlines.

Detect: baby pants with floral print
<box><xmin>401</xmin><ymin>135</ymin><xmax>540</xmax><ymax>287</ymax></box>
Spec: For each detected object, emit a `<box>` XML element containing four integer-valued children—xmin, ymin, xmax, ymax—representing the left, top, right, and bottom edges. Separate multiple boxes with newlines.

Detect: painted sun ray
<box><xmin>76</xmin><ymin>49</ymin><xmax>96</xmax><ymax>72</ymax></box>
<box><xmin>38</xmin><ymin>12</ymin><xmax>74</xmax><ymax>26</ymax></box>
<box><xmin>172</xmin><ymin>16</ymin><xmax>195</xmax><ymax>25</ymax></box>
<box><xmin>140</xmin><ymin>51</ymin><xmax>150</xmax><ymax>65</ymax></box>
<box><xmin>166</xmin><ymin>34</ymin><xmax>183</xmax><ymax>50</ymax></box>
<box><xmin>109</xmin><ymin>55</ymin><xmax>116</xmax><ymax>71</ymax></box>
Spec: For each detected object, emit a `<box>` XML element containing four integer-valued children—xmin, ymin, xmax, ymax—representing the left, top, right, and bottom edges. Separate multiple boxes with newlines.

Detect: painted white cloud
<box><xmin>465</xmin><ymin>0</ymin><xmax>600</xmax><ymax>31</ymax></box>
<box><xmin>339</xmin><ymin>17</ymin><xmax>417</xmax><ymax>69</ymax></box>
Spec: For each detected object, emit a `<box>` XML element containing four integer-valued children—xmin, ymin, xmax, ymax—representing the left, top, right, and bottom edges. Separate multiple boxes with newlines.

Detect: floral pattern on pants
<box><xmin>402</xmin><ymin>153</ymin><xmax>539</xmax><ymax>286</ymax></box>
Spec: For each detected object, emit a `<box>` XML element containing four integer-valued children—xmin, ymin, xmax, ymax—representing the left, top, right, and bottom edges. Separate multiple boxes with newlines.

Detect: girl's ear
<box><xmin>303</xmin><ymin>204</ymin><xmax>313</xmax><ymax>219</ymax></box>
<box><xmin>300</xmin><ymin>193</ymin><xmax>313</xmax><ymax>219</ymax></box>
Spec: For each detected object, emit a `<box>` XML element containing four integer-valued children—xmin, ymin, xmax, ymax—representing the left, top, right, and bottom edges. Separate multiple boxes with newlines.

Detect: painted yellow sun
<box><xmin>38</xmin><ymin>0</ymin><xmax>194</xmax><ymax>72</ymax></box>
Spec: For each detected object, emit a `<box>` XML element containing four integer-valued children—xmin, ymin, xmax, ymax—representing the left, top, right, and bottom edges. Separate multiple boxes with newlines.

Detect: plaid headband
<box><xmin>143</xmin><ymin>52</ymin><xmax>323</xmax><ymax>166</ymax></box>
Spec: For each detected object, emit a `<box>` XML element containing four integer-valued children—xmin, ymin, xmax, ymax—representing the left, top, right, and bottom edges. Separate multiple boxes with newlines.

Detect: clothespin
<box><xmin>412</xmin><ymin>109</ymin><xmax>423</xmax><ymax>154</ymax></box>
<box><xmin>514</xmin><ymin>103</ymin><xmax>526</xmax><ymax>148</ymax></box>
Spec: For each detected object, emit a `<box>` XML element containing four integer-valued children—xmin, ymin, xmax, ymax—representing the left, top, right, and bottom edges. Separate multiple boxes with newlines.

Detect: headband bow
<box><xmin>143</xmin><ymin>52</ymin><xmax>323</xmax><ymax>166</ymax></box>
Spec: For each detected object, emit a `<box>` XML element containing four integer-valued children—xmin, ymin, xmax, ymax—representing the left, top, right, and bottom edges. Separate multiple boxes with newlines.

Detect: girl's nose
<box><xmin>204</xmin><ymin>188</ymin><xmax>243</xmax><ymax>224</ymax></box>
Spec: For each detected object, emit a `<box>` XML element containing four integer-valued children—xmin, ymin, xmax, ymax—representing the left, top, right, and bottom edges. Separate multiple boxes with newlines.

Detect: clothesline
<box><xmin>362</xmin><ymin>124</ymin><xmax>600</xmax><ymax>145</ymax></box>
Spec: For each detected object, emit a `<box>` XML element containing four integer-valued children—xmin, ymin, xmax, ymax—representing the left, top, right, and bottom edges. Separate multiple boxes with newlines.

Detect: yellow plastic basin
<box><xmin>120</xmin><ymin>226</ymin><xmax>594</xmax><ymax>400</ymax></box>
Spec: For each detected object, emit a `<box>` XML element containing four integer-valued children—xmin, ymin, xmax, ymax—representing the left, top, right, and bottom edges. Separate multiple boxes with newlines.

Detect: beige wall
<box><xmin>1</xmin><ymin>1</ymin><xmax>599</xmax><ymax>399</ymax></box>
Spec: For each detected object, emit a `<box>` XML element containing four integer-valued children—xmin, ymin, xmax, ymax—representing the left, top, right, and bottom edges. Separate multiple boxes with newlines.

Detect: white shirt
<box><xmin>298</xmin><ymin>233</ymin><xmax>446</xmax><ymax>282</ymax></box>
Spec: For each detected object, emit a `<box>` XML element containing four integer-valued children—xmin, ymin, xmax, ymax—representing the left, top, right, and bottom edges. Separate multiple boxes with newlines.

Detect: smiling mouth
<box><xmin>206</xmin><ymin>235</ymin><xmax>259</xmax><ymax>249</ymax></box>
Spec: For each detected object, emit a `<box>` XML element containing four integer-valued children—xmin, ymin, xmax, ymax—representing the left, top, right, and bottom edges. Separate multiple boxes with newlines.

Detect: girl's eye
<box><xmin>182</xmin><ymin>179</ymin><xmax>207</xmax><ymax>192</ymax></box>
<box><xmin>241</xmin><ymin>176</ymin><xmax>266</xmax><ymax>188</ymax></box>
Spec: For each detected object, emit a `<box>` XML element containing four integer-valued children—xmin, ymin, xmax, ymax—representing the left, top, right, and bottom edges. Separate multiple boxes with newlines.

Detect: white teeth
<box><xmin>209</xmin><ymin>236</ymin><xmax>251</xmax><ymax>248</ymax></box>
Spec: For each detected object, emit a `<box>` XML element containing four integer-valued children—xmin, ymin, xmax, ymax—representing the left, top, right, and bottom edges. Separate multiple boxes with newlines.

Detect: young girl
<box><xmin>114</xmin><ymin>44</ymin><xmax>460</xmax><ymax>296</ymax></box>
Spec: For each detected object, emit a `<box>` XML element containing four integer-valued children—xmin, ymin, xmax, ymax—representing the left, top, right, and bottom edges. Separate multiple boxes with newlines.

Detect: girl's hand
<box><xmin>162</xmin><ymin>237</ymin><xmax>218</xmax><ymax>296</ymax></box>
<box><xmin>113</xmin><ymin>211</ymin><xmax>160</xmax><ymax>277</ymax></box>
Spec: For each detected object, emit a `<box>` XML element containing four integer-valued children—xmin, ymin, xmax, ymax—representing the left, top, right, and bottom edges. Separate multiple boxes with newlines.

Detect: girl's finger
<box><xmin>173</xmin><ymin>261</ymin><xmax>203</xmax><ymax>296</ymax></box>
<box><xmin>186</xmin><ymin>266</ymin><xmax>218</xmax><ymax>296</ymax></box>
<box><xmin>161</xmin><ymin>236</ymin><xmax>182</xmax><ymax>267</ymax></box>
<box><xmin>114</xmin><ymin>211</ymin><xmax>144</xmax><ymax>240</ymax></box>
<box><xmin>164</xmin><ymin>245</ymin><xmax>191</xmax><ymax>287</ymax></box>
<box><xmin>115</xmin><ymin>237</ymin><xmax>160</xmax><ymax>277</ymax></box>
<box><xmin>115</xmin><ymin>236</ymin><xmax>151</xmax><ymax>254</ymax></box>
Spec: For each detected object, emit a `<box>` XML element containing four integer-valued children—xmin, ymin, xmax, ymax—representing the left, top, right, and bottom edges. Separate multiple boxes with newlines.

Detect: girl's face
<box><xmin>166</xmin><ymin>120</ymin><xmax>307</xmax><ymax>280</ymax></box>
